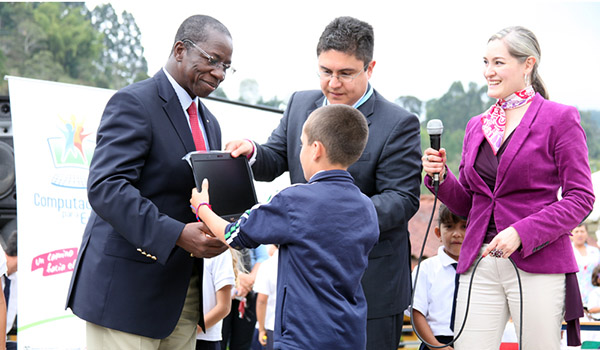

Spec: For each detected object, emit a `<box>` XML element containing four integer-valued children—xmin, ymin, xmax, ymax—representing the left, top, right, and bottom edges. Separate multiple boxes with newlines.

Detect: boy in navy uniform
<box><xmin>191</xmin><ymin>104</ymin><xmax>378</xmax><ymax>349</ymax></box>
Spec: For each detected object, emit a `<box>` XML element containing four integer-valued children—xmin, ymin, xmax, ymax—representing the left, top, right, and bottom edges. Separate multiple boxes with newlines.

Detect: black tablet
<box><xmin>188</xmin><ymin>151</ymin><xmax>258</xmax><ymax>222</ymax></box>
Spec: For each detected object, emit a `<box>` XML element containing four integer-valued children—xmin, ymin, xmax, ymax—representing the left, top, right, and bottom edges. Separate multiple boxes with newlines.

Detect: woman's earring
<box><xmin>524</xmin><ymin>74</ymin><xmax>530</xmax><ymax>86</ymax></box>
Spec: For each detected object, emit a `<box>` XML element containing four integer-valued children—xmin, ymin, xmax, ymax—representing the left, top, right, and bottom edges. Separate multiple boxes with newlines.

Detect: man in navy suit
<box><xmin>66</xmin><ymin>15</ymin><xmax>232</xmax><ymax>349</ymax></box>
<box><xmin>228</xmin><ymin>16</ymin><xmax>422</xmax><ymax>350</ymax></box>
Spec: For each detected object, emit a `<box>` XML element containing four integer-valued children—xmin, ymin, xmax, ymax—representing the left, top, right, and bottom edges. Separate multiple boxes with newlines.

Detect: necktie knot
<box><xmin>187</xmin><ymin>101</ymin><xmax>197</xmax><ymax>117</ymax></box>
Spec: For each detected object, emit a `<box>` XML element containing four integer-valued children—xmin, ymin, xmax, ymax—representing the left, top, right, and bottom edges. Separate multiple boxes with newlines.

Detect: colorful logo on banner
<box><xmin>46</xmin><ymin>115</ymin><xmax>95</xmax><ymax>189</ymax></box>
<box><xmin>31</xmin><ymin>248</ymin><xmax>78</xmax><ymax>276</ymax></box>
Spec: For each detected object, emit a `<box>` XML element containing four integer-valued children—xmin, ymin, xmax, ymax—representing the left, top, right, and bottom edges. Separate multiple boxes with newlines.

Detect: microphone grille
<box><xmin>426</xmin><ymin>119</ymin><xmax>444</xmax><ymax>135</ymax></box>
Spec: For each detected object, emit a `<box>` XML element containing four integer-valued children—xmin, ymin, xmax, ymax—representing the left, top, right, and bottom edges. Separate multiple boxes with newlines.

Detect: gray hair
<box><xmin>489</xmin><ymin>26</ymin><xmax>548</xmax><ymax>99</ymax></box>
<box><xmin>174</xmin><ymin>15</ymin><xmax>231</xmax><ymax>47</ymax></box>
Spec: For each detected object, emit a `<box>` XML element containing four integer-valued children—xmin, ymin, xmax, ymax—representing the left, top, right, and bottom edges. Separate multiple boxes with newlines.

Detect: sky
<box><xmin>85</xmin><ymin>0</ymin><xmax>600</xmax><ymax>111</ymax></box>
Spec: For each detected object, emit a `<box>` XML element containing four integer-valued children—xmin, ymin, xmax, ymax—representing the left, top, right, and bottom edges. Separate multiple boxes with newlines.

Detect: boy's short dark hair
<box><xmin>316</xmin><ymin>16</ymin><xmax>374</xmax><ymax>66</ymax></box>
<box><xmin>304</xmin><ymin>104</ymin><xmax>368</xmax><ymax>167</ymax></box>
<box><xmin>438</xmin><ymin>204</ymin><xmax>466</xmax><ymax>226</ymax></box>
<box><xmin>592</xmin><ymin>265</ymin><xmax>600</xmax><ymax>287</ymax></box>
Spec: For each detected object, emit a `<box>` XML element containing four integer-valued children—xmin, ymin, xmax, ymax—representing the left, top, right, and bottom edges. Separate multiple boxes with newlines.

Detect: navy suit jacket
<box><xmin>252</xmin><ymin>89</ymin><xmax>422</xmax><ymax>318</ymax></box>
<box><xmin>66</xmin><ymin>70</ymin><xmax>222</xmax><ymax>338</ymax></box>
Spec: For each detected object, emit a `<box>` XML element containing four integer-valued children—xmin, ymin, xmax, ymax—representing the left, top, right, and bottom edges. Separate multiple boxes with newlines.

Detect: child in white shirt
<box><xmin>196</xmin><ymin>249</ymin><xmax>236</xmax><ymax>350</ymax></box>
<box><xmin>253</xmin><ymin>246</ymin><xmax>278</xmax><ymax>350</ymax></box>
<box><xmin>410</xmin><ymin>204</ymin><xmax>466</xmax><ymax>350</ymax></box>
<box><xmin>585</xmin><ymin>265</ymin><xmax>600</xmax><ymax>321</ymax></box>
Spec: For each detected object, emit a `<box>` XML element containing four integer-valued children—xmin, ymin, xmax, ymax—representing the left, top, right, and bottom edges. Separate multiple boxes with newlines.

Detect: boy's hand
<box><xmin>258</xmin><ymin>329</ymin><xmax>268</xmax><ymax>346</ymax></box>
<box><xmin>236</xmin><ymin>272</ymin><xmax>254</xmax><ymax>297</ymax></box>
<box><xmin>190</xmin><ymin>178</ymin><xmax>210</xmax><ymax>210</ymax></box>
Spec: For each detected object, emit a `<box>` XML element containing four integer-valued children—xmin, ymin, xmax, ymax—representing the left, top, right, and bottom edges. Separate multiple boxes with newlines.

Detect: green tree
<box><xmin>590</xmin><ymin>110</ymin><xmax>600</xmax><ymax>125</ymax></box>
<box><xmin>424</xmin><ymin>81</ymin><xmax>493</xmax><ymax>175</ymax></box>
<box><xmin>0</xmin><ymin>3</ymin><xmax>45</xmax><ymax>93</ymax></box>
<box><xmin>258</xmin><ymin>95</ymin><xmax>286</xmax><ymax>110</ymax></box>
<box><xmin>0</xmin><ymin>2</ymin><xmax>149</xmax><ymax>93</ymax></box>
<box><xmin>426</xmin><ymin>81</ymin><xmax>492</xmax><ymax>133</ymax></box>
<box><xmin>33</xmin><ymin>2</ymin><xmax>102</xmax><ymax>83</ymax></box>
<box><xmin>212</xmin><ymin>87</ymin><xmax>228</xmax><ymax>99</ymax></box>
<box><xmin>0</xmin><ymin>2</ymin><xmax>102</xmax><ymax>91</ymax></box>
<box><xmin>239</xmin><ymin>79</ymin><xmax>260</xmax><ymax>104</ymax></box>
<box><xmin>91</xmin><ymin>3</ymin><xmax>148</xmax><ymax>89</ymax></box>
<box><xmin>580</xmin><ymin>110</ymin><xmax>600</xmax><ymax>172</ymax></box>
<box><xmin>395</xmin><ymin>95</ymin><xmax>423</xmax><ymax>118</ymax></box>
<box><xmin>588</xmin><ymin>109</ymin><xmax>600</xmax><ymax>172</ymax></box>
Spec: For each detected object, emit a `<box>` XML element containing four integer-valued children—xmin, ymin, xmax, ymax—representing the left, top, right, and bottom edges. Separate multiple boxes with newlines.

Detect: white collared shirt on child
<box><xmin>408</xmin><ymin>246</ymin><xmax>457</xmax><ymax>337</ymax></box>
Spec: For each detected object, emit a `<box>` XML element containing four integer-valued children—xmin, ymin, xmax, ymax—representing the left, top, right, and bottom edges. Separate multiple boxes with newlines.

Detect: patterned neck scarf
<box><xmin>481</xmin><ymin>85</ymin><xmax>535</xmax><ymax>155</ymax></box>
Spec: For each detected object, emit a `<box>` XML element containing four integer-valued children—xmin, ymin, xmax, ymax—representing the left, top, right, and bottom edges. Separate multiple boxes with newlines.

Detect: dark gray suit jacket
<box><xmin>66</xmin><ymin>70</ymin><xmax>222</xmax><ymax>338</ymax></box>
<box><xmin>252</xmin><ymin>88</ymin><xmax>421</xmax><ymax>318</ymax></box>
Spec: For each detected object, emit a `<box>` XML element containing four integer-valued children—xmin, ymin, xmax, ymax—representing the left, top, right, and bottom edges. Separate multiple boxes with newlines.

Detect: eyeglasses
<box><xmin>317</xmin><ymin>64</ymin><xmax>368</xmax><ymax>83</ymax></box>
<box><xmin>182</xmin><ymin>39</ymin><xmax>236</xmax><ymax>75</ymax></box>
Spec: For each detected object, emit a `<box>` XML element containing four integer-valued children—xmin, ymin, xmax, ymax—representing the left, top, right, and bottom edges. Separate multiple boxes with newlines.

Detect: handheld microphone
<box><xmin>426</xmin><ymin>119</ymin><xmax>444</xmax><ymax>185</ymax></box>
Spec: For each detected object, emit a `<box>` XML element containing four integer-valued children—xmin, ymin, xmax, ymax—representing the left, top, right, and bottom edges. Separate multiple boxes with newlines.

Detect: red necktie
<box><xmin>187</xmin><ymin>101</ymin><xmax>207</xmax><ymax>151</ymax></box>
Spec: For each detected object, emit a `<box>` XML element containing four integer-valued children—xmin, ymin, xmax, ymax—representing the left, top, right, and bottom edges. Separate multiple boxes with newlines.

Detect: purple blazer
<box><xmin>426</xmin><ymin>94</ymin><xmax>595</xmax><ymax>274</ymax></box>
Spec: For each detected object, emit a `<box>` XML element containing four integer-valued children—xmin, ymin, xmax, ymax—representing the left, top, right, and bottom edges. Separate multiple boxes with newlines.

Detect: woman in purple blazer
<box><xmin>423</xmin><ymin>26</ymin><xmax>595</xmax><ymax>350</ymax></box>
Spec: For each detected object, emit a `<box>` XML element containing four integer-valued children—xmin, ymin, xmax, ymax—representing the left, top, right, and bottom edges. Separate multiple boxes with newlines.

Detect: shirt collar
<box><xmin>437</xmin><ymin>246</ymin><xmax>458</xmax><ymax>267</ymax></box>
<box><xmin>322</xmin><ymin>83</ymin><xmax>374</xmax><ymax>109</ymax></box>
<box><xmin>162</xmin><ymin>67</ymin><xmax>198</xmax><ymax>111</ymax></box>
<box><xmin>308</xmin><ymin>169</ymin><xmax>353</xmax><ymax>183</ymax></box>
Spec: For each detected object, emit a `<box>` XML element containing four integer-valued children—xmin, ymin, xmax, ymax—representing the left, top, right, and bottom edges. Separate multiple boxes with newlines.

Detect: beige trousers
<box><xmin>86</xmin><ymin>272</ymin><xmax>200</xmax><ymax>350</ymax></box>
<box><xmin>453</xmin><ymin>246</ymin><xmax>565</xmax><ymax>350</ymax></box>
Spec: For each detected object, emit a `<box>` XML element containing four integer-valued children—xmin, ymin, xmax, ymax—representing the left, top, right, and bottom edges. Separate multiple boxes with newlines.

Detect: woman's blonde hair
<box><xmin>489</xmin><ymin>26</ymin><xmax>548</xmax><ymax>99</ymax></box>
<box><xmin>229</xmin><ymin>248</ymin><xmax>246</xmax><ymax>285</ymax></box>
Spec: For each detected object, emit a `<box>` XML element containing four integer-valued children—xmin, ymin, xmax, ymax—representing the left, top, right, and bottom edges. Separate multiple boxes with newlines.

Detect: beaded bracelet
<box><xmin>195</xmin><ymin>202</ymin><xmax>212</xmax><ymax>222</ymax></box>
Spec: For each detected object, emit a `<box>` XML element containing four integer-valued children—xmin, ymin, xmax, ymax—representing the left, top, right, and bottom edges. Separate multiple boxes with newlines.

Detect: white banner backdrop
<box><xmin>7</xmin><ymin>76</ymin><xmax>288</xmax><ymax>349</ymax></box>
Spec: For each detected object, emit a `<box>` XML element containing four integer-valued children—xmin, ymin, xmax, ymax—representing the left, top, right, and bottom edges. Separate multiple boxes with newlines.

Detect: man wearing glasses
<box><xmin>228</xmin><ymin>16</ymin><xmax>422</xmax><ymax>350</ymax></box>
<box><xmin>67</xmin><ymin>15</ymin><xmax>232</xmax><ymax>349</ymax></box>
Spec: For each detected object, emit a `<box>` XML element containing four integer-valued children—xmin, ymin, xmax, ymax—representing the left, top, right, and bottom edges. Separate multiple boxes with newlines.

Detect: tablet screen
<box><xmin>189</xmin><ymin>152</ymin><xmax>257</xmax><ymax>222</ymax></box>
